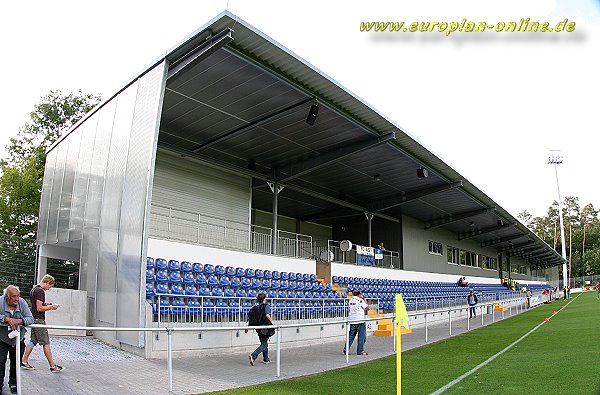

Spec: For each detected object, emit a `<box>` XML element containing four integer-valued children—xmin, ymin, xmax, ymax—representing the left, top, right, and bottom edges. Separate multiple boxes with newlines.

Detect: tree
<box><xmin>0</xmin><ymin>90</ymin><xmax>101</xmax><ymax>237</ymax></box>
<box><xmin>0</xmin><ymin>90</ymin><xmax>100</xmax><ymax>290</ymax></box>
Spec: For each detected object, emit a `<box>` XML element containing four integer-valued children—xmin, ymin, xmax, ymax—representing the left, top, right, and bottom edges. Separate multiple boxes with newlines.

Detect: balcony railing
<box><xmin>313</xmin><ymin>240</ymin><xmax>401</xmax><ymax>269</ymax></box>
<box><xmin>149</xmin><ymin>204</ymin><xmax>312</xmax><ymax>259</ymax></box>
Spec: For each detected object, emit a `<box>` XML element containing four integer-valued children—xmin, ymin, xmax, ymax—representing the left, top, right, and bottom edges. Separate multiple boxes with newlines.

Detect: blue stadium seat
<box><xmin>296</xmin><ymin>282</ymin><xmax>304</xmax><ymax>291</ymax></box>
<box><xmin>204</xmin><ymin>264</ymin><xmax>215</xmax><ymax>274</ymax></box>
<box><xmin>225</xmin><ymin>266</ymin><xmax>235</xmax><ymax>276</ymax></box>
<box><xmin>303</xmin><ymin>273</ymin><xmax>311</xmax><ymax>282</ymax></box>
<box><xmin>310</xmin><ymin>274</ymin><xmax>317</xmax><ymax>282</ymax></box>
<box><xmin>183</xmin><ymin>272</ymin><xmax>196</xmax><ymax>284</ymax></box>
<box><xmin>181</xmin><ymin>261</ymin><xmax>193</xmax><ymax>272</ymax></box>
<box><xmin>172</xmin><ymin>298</ymin><xmax>186</xmax><ymax>314</ymax></box>
<box><xmin>280</xmin><ymin>280</ymin><xmax>288</xmax><ymax>290</ymax></box>
<box><xmin>146</xmin><ymin>257</ymin><xmax>155</xmax><ymax>269</ymax></box>
<box><xmin>224</xmin><ymin>287</ymin><xmax>235</xmax><ymax>297</ymax></box>
<box><xmin>156</xmin><ymin>270</ymin><xmax>169</xmax><ymax>283</ymax></box>
<box><xmin>272</xmin><ymin>271</ymin><xmax>281</xmax><ymax>280</ymax></box>
<box><xmin>296</xmin><ymin>291</ymin><xmax>305</xmax><ymax>298</ymax></box>
<box><xmin>156</xmin><ymin>283</ymin><xmax>169</xmax><ymax>295</ymax></box>
<box><xmin>288</xmin><ymin>272</ymin><xmax>297</xmax><ymax>281</ymax></box>
<box><xmin>195</xmin><ymin>274</ymin><xmax>207</xmax><ymax>285</ymax></box>
<box><xmin>251</xmin><ymin>278</ymin><xmax>261</xmax><ymax>289</ymax></box>
<box><xmin>271</xmin><ymin>280</ymin><xmax>280</xmax><ymax>289</ymax></box>
<box><xmin>146</xmin><ymin>269</ymin><xmax>155</xmax><ymax>282</ymax></box>
<box><xmin>211</xmin><ymin>287</ymin><xmax>223</xmax><ymax>297</ymax></box>
<box><xmin>159</xmin><ymin>298</ymin><xmax>171</xmax><ymax>314</ymax></box>
<box><xmin>187</xmin><ymin>299</ymin><xmax>201</xmax><ymax>315</ymax></box>
<box><xmin>185</xmin><ymin>285</ymin><xmax>198</xmax><ymax>295</ymax></box>
<box><xmin>261</xmin><ymin>279</ymin><xmax>271</xmax><ymax>289</ymax></box>
<box><xmin>198</xmin><ymin>286</ymin><xmax>211</xmax><ymax>297</ymax></box>
<box><xmin>215</xmin><ymin>265</ymin><xmax>225</xmax><ymax>275</ymax></box>
<box><xmin>304</xmin><ymin>291</ymin><xmax>313</xmax><ymax>298</ymax></box>
<box><xmin>208</xmin><ymin>274</ymin><xmax>219</xmax><ymax>286</ymax></box>
<box><xmin>264</xmin><ymin>270</ymin><xmax>272</xmax><ymax>279</ymax></box>
<box><xmin>171</xmin><ymin>284</ymin><xmax>184</xmax><ymax>295</ymax></box>
<box><xmin>235</xmin><ymin>267</ymin><xmax>245</xmax><ymax>277</ymax></box>
<box><xmin>236</xmin><ymin>288</ymin><xmax>247</xmax><ymax>298</ymax></box>
<box><xmin>255</xmin><ymin>269</ymin><xmax>264</xmax><ymax>278</ymax></box>
<box><xmin>281</xmin><ymin>272</ymin><xmax>289</xmax><ymax>281</ymax></box>
<box><xmin>287</xmin><ymin>290</ymin><xmax>297</xmax><ymax>298</ymax></box>
<box><xmin>168</xmin><ymin>260</ymin><xmax>180</xmax><ymax>271</ymax></box>
<box><xmin>155</xmin><ymin>258</ymin><xmax>168</xmax><ymax>270</ymax></box>
<box><xmin>146</xmin><ymin>283</ymin><xmax>155</xmax><ymax>296</ymax></box>
<box><xmin>193</xmin><ymin>263</ymin><xmax>203</xmax><ymax>273</ymax></box>
<box><xmin>241</xmin><ymin>277</ymin><xmax>251</xmax><ymax>288</ymax></box>
<box><xmin>248</xmin><ymin>289</ymin><xmax>258</xmax><ymax>298</ymax></box>
<box><xmin>277</xmin><ymin>290</ymin><xmax>287</xmax><ymax>299</ymax></box>
<box><xmin>231</xmin><ymin>277</ymin><xmax>242</xmax><ymax>287</ymax></box>
<box><xmin>220</xmin><ymin>276</ymin><xmax>231</xmax><ymax>287</ymax></box>
<box><xmin>245</xmin><ymin>268</ymin><xmax>255</xmax><ymax>277</ymax></box>
<box><xmin>268</xmin><ymin>289</ymin><xmax>277</xmax><ymax>299</ymax></box>
<box><xmin>169</xmin><ymin>271</ymin><xmax>183</xmax><ymax>284</ymax></box>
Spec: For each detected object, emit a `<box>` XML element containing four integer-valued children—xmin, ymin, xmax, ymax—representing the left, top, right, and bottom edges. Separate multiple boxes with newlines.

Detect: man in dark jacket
<box><xmin>467</xmin><ymin>289</ymin><xmax>478</xmax><ymax>319</ymax></box>
<box><xmin>0</xmin><ymin>285</ymin><xmax>34</xmax><ymax>394</ymax></box>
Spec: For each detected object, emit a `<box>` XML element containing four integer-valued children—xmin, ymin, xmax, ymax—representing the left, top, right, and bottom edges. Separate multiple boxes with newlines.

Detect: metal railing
<box><xmin>149</xmin><ymin>204</ymin><xmax>314</xmax><ymax>258</ymax></box>
<box><xmin>313</xmin><ymin>240</ymin><xmax>401</xmax><ymax>268</ymax></box>
<box><xmin>12</xmin><ymin>295</ymin><xmax>528</xmax><ymax>394</ymax></box>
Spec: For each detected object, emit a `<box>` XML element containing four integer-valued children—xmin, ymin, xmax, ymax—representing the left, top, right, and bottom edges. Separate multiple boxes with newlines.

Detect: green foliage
<box><xmin>0</xmin><ymin>90</ymin><xmax>100</xmax><ymax>237</ymax></box>
<box><xmin>523</xmin><ymin>198</ymin><xmax>600</xmax><ymax>277</ymax></box>
<box><xmin>0</xmin><ymin>90</ymin><xmax>100</xmax><ymax>287</ymax></box>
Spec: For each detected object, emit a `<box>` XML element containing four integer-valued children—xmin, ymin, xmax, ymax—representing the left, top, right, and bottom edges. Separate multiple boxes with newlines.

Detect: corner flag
<box><xmin>396</xmin><ymin>294</ymin><xmax>411</xmax><ymax>395</ymax></box>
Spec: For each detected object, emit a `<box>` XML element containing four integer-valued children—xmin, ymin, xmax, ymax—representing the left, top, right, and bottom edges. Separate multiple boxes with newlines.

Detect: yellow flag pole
<box><xmin>396</xmin><ymin>294</ymin><xmax>410</xmax><ymax>395</ymax></box>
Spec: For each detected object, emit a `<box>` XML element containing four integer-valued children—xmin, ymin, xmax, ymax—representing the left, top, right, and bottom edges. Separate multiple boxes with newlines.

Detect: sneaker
<box><xmin>263</xmin><ymin>360</ymin><xmax>271</xmax><ymax>364</ymax></box>
<box><xmin>342</xmin><ymin>349</ymin><xmax>346</xmax><ymax>355</ymax></box>
<box><xmin>10</xmin><ymin>385</ymin><xmax>17</xmax><ymax>394</ymax></box>
<box><xmin>21</xmin><ymin>362</ymin><xmax>34</xmax><ymax>370</ymax></box>
<box><xmin>358</xmin><ymin>351</ymin><xmax>368</xmax><ymax>356</ymax></box>
<box><xmin>248</xmin><ymin>355</ymin><xmax>255</xmax><ymax>366</ymax></box>
<box><xmin>50</xmin><ymin>364</ymin><xmax>64</xmax><ymax>373</ymax></box>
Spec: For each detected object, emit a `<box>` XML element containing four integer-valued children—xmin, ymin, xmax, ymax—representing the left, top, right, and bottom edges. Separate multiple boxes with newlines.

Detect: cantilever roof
<box><xmin>55</xmin><ymin>11</ymin><xmax>564</xmax><ymax>269</ymax></box>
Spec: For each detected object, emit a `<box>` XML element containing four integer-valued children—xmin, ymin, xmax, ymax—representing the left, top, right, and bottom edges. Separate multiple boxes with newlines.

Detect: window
<box><xmin>460</xmin><ymin>249</ymin><xmax>466</xmax><ymax>265</ymax></box>
<box><xmin>489</xmin><ymin>257</ymin><xmax>498</xmax><ymax>270</ymax></box>
<box><xmin>465</xmin><ymin>251</ymin><xmax>478</xmax><ymax>267</ymax></box>
<box><xmin>447</xmin><ymin>246</ymin><xmax>460</xmax><ymax>264</ymax></box>
<box><xmin>428</xmin><ymin>240</ymin><xmax>443</xmax><ymax>255</ymax></box>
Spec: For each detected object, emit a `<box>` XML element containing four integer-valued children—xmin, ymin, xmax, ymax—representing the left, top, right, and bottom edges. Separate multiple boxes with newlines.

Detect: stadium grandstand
<box><xmin>34</xmin><ymin>11</ymin><xmax>562</xmax><ymax>359</ymax></box>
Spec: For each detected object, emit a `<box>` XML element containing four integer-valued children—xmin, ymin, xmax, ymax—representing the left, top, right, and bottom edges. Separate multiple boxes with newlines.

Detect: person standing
<box><xmin>21</xmin><ymin>275</ymin><xmax>64</xmax><ymax>373</ymax></box>
<box><xmin>597</xmin><ymin>281</ymin><xmax>600</xmax><ymax>299</ymax></box>
<box><xmin>467</xmin><ymin>289</ymin><xmax>478</xmax><ymax>319</ymax></box>
<box><xmin>525</xmin><ymin>288</ymin><xmax>532</xmax><ymax>309</ymax></box>
<box><xmin>246</xmin><ymin>292</ymin><xmax>273</xmax><ymax>365</ymax></box>
<box><xmin>343</xmin><ymin>290</ymin><xmax>370</xmax><ymax>356</ymax></box>
<box><xmin>0</xmin><ymin>285</ymin><xmax>34</xmax><ymax>394</ymax></box>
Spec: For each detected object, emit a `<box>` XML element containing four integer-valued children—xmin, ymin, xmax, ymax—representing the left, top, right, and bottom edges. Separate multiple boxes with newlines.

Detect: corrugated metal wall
<box><xmin>36</xmin><ymin>60</ymin><xmax>167</xmax><ymax>348</ymax></box>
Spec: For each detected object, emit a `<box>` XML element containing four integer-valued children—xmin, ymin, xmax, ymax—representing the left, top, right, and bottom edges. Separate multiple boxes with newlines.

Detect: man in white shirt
<box><xmin>343</xmin><ymin>290</ymin><xmax>370</xmax><ymax>356</ymax></box>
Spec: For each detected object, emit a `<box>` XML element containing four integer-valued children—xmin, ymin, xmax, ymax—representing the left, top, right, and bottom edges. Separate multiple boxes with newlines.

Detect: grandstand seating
<box><xmin>145</xmin><ymin>256</ymin><xmax>545</xmax><ymax>320</ymax></box>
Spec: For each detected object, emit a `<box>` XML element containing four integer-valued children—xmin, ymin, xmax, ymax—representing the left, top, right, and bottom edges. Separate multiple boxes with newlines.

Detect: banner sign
<box><xmin>374</xmin><ymin>248</ymin><xmax>383</xmax><ymax>259</ymax></box>
<box><xmin>357</xmin><ymin>254</ymin><xmax>375</xmax><ymax>266</ymax></box>
<box><xmin>356</xmin><ymin>245</ymin><xmax>374</xmax><ymax>256</ymax></box>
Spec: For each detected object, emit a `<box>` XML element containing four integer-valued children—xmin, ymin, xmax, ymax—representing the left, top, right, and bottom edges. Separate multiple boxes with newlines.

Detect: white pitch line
<box><xmin>430</xmin><ymin>293</ymin><xmax>580</xmax><ymax>395</ymax></box>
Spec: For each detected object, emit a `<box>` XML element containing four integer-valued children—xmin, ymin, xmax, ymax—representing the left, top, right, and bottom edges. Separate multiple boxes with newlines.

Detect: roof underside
<box><xmin>156</xmin><ymin>12</ymin><xmax>562</xmax><ymax>269</ymax></box>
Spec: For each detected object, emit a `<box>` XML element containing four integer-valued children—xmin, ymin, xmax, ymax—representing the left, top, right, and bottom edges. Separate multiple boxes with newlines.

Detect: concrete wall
<box><xmin>43</xmin><ymin>288</ymin><xmax>87</xmax><ymax>336</ymax></box>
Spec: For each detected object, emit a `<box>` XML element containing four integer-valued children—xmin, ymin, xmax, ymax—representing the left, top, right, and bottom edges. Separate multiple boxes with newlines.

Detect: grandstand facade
<box><xmin>35</xmin><ymin>12</ymin><xmax>562</xmax><ymax>353</ymax></box>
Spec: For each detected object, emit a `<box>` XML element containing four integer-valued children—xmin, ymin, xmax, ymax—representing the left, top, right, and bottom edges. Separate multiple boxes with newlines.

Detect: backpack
<box><xmin>247</xmin><ymin>303</ymin><xmax>275</xmax><ymax>337</ymax></box>
<box><xmin>247</xmin><ymin>303</ymin><xmax>266</xmax><ymax>326</ymax></box>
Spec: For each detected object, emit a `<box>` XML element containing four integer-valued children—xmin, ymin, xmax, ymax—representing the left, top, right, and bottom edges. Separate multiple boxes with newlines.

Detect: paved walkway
<box><xmin>9</xmin><ymin>306</ymin><xmax>524</xmax><ymax>395</ymax></box>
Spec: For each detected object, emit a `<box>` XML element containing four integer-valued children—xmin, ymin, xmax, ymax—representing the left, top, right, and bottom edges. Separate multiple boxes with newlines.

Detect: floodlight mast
<box><xmin>546</xmin><ymin>152</ymin><xmax>568</xmax><ymax>288</ymax></box>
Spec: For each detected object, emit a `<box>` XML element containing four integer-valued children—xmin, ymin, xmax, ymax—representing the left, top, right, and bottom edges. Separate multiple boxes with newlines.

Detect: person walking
<box><xmin>21</xmin><ymin>274</ymin><xmax>64</xmax><ymax>373</ymax></box>
<box><xmin>467</xmin><ymin>289</ymin><xmax>478</xmax><ymax>319</ymax></box>
<box><xmin>343</xmin><ymin>290</ymin><xmax>370</xmax><ymax>356</ymax></box>
<box><xmin>0</xmin><ymin>285</ymin><xmax>34</xmax><ymax>394</ymax></box>
<box><xmin>246</xmin><ymin>292</ymin><xmax>274</xmax><ymax>365</ymax></box>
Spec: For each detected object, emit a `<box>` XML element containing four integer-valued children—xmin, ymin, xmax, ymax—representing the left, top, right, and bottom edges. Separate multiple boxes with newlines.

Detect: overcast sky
<box><xmin>1</xmin><ymin>0</ymin><xmax>598</xmax><ymax>219</ymax></box>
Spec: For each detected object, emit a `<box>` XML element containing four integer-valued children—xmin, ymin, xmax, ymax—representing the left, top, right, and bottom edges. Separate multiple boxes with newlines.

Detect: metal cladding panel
<box><xmin>82</xmin><ymin>101</ymin><xmax>116</xmax><ymax>297</ymax></box>
<box><xmin>116</xmin><ymin>61</ymin><xmax>166</xmax><ymax>346</ymax></box>
<box><xmin>96</xmin><ymin>82</ymin><xmax>138</xmax><ymax>325</ymax></box>
<box><xmin>57</xmin><ymin>127</ymin><xmax>82</xmax><ymax>243</ymax></box>
<box><xmin>46</xmin><ymin>138</ymin><xmax>69</xmax><ymax>244</ymax></box>
<box><xmin>37</xmin><ymin>149</ymin><xmax>57</xmax><ymax>245</ymax></box>
<box><xmin>70</xmin><ymin>116</ymin><xmax>99</xmax><ymax>241</ymax></box>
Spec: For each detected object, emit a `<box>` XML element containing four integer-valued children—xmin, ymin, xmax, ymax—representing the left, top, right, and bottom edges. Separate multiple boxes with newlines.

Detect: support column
<box><xmin>506</xmin><ymin>252</ymin><xmax>511</xmax><ymax>280</ymax></box>
<box><xmin>365</xmin><ymin>212</ymin><xmax>374</xmax><ymax>247</ymax></box>
<box><xmin>268</xmin><ymin>182</ymin><xmax>284</xmax><ymax>255</ymax></box>
<box><xmin>497</xmin><ymin>252</ymin><xmax>503</xmax><ymax>279</ymax></box>
<box><xmin>37</xmin><ymin>254</ymin><xmax>48</xmax><ymax>283</ymax></box>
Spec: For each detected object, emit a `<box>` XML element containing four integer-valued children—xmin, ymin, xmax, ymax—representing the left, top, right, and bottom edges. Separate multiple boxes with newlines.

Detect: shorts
<box><xmin>30</xmin><ymin>318</ymin><xmax>50</xmax><ymax>346</ymax></box>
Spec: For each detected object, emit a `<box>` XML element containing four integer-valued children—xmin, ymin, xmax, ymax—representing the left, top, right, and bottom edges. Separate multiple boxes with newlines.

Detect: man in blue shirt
<box><xmin>0</xmin><ymin>285</ymin><xmax>34</xmax><ymax>394</ymax></box>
